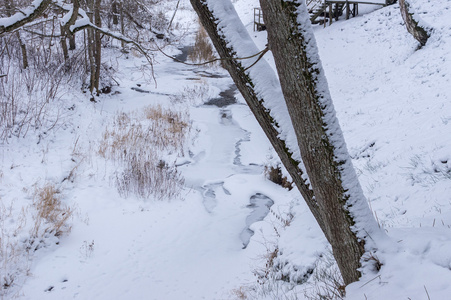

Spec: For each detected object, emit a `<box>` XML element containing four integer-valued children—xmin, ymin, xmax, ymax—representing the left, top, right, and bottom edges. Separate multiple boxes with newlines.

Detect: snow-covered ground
<box><xmin>1</xmin><ymin>0</ymin><xmax>451</xmax><ymax>299</ymax></box>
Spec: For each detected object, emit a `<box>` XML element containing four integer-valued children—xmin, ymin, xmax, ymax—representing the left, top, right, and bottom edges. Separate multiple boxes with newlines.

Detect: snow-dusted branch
<box><xmin>0</xmin><ymin>0</ymin><xmax>52</xmax><ymax>35</ymax></box>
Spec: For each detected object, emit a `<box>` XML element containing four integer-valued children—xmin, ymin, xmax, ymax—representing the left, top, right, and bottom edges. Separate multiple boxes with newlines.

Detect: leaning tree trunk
<box><xmin>191</xmin><ymin>0</ymin><xmax>385</xmax><ymax>286</ymax></box>
<box><xmin>189</xmin><ymin>0</ymin><xmax>325</xmax><ymax>234</ymax></box>
<box><xmin>399</xmin><ymin>0</ymin><xmax>430</xmax><ymax>46</ymax></box>
<box><xmin>259</xmin><ymin>0</ymin><xmax>380</xmax><ymax>284</ymax></box>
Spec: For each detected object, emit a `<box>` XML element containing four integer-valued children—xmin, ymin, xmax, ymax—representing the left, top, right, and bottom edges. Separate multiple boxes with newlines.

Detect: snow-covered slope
<box><xmin>1</xmin><ymin>0</ymin><xmax>451</xmax><ymax>299</ymax></box>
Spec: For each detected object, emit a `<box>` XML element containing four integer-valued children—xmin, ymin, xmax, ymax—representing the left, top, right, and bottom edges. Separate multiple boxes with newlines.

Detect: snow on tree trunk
<box><xmin>259</xmin><ymin>0</ymin><xmax>384</xmax><ymax>284</ymax></box>
<box><xmin>399</xmin><ymin>0</ymin><xmax>430</xmax><ymax>47</ymax></box>
<box><xmin>189</xmin><ymin>0</ymin><xmax>328</xmax><ymax>235</ymax></box>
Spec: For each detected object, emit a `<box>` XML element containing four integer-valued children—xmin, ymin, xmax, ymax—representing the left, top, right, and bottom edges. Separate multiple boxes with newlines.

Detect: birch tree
<box><xmin>190</xmin><ymin>0</ymin><xmax>386</xmax><ymax>285</ymax></box>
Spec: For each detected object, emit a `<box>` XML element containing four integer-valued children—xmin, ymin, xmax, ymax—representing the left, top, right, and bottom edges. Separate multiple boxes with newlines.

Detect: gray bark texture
<box><xmin>260</xmin><ymin>0</ymin><xmax>365</xmax><ymax>285</ymax></box>
<box><xmin>94</xmin><ymin>0</ymin><xmax>102</xmax><ymax>93</ymax></box>
<box><xmin>399</xmin><ymin>0</ymin><xmax>430</xmax><ymax>46</ymax></box>
<box><xmin>190</xmin><ymin>0</ymin><xmax>372</xmax><ymax>285</ymax></box>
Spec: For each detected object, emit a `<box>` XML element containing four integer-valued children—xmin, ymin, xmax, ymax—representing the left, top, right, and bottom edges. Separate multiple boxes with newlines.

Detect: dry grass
<box><xmin>303</xmin><ymin>251</ymin><xmax>345</xmax><ymax>300</ymax></box>
<box><xmin>99</xmin><ymin>105</ymin><xmax>190</xmax><ymax>200</ymax></box>
<box><xmin>188</xmin><ymin>23</ymin><xmax>217</xmax><ymax>65</ymax></box>
<box><xmin>264</xmin><ymin>164</ymin><xmax>293</xmax><ymax>190</ymax></box>
<box><xmin>32</xmin><ymin>183</ymin><xmax>73</xmax><ymax>238</ymax></box>
<box><xmin>169</xmin><ymin>82</ymin><xmax>210</xmax><ymax>106</ymax></box>
<box><xmin>1</xmin><ymin>184</ymin><xmax>73</xmax><ymax>297</ymax></box>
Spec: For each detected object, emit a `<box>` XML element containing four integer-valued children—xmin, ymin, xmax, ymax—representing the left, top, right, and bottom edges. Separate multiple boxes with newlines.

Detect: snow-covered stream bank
<box><xmin>11</xmin><ymin>42</ymin><xmax>288</xmax><ymax>299</ymax></box>
<box><xmin>3</xmin><ymin>0</ymin><xmax>451</xmax><ymax>298</ymax></box>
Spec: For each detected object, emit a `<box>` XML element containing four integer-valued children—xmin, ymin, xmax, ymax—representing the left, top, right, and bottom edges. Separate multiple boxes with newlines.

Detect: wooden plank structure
<box><xmin>254</xmin><ymin>8</ymin><xmax>266</xmax><ymax>31</ymax></box>
<box><xmin>253</xmin><ymin>0</ymin><xmax>394</xmax><ymax>30</ymax></box>
<box><xmin>312</xmin><ymin>0</ymin><xmax>386</xmax><ymax>26</ymax></box>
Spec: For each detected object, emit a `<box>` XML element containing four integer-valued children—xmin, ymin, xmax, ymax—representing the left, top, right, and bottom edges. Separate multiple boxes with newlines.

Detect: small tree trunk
<box><xmin>16</xmin><ymin>31</ymin><xmax>28</xmax><ymax>69</ymax></box>
<box><xmin>120</xmin><ymin>1</ymin><xmax>125</xmax><ymax>49</ymax></box>
<box><xmin>168</xmin><ymin>0</ymin><xmax>181</xmax><ymax>29</ymax></box>
<box><xmin>87</xmin><ymin>27</ymin><xmax>96</xmax><ymax>94</ymax></box>
<box><xmin>112</xmin><ymin>1</ymin><xmax>119</xmax><ymax>25</ymax></box>
<box><xmin>399</xmin><ymin>0</ymin><xmax>430</xmax><ymax>46</ymax></box>
<box><xmin>93</xmin><ymin>0</ymin><xmax>102</xmax><ymax>94</ymax></box>
<box><xmin>68</xmin><ymin>0</ymin><xmax>80</xmax><ymax>50</ymax></box>
<box><xmin>60</xmin><ymin>25</ymin><xmax>69</xmax><ymax>62</ymax></box>
<box><xmin>69</xmin><ymin>34</ymin><xmax>76</xmax><ymax>50</ymax></box>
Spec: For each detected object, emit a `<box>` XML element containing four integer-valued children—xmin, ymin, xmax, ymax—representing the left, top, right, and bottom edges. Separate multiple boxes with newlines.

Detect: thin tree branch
<box><xmin>155</xmin><ymin>43</ymin><xmax>270</xmax><ymax>67</ymax></box>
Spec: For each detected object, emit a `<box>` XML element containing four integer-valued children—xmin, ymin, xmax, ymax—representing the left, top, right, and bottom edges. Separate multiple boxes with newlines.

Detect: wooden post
<box><xmin>345</xmin><ymin>1</ymin><xmax>350</xmax><ymax>19</ymax></box>
<box><xmin>329</xmin><ymin>3</ymin><xmax>333</xmax><ymax>25</ymax></box>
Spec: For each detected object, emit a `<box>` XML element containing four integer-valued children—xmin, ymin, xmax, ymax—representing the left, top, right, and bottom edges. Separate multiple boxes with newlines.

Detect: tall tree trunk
<box><xmin>93</xmin><ymin>0</ymin><xmax>102</xmax><ymax>94</ymax></box>
<box><xmin>260</xmin><ymin>0</ymin><xmax>370</xmax><ymax>284</ymax></box>
<box><xmin>191</xmin><ymin>0</ymin><xmax>385</xmax><ymax>285</ymax></box>
<box><xmin>120</xmin><ymin>1</ymin><xmax>125</xmax><ymax>49</ymax></box>
<box><xmin>399</xmin><ymin>0</ymin><xmax>430</xmax><ymax>46</ymax></box>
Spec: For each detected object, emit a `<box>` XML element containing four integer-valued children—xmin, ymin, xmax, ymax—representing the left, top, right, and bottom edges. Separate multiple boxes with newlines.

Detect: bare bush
<box><xmin>169</xmin><ymin>82</ymin><xmax>210</xmax><ymax>106</ymax></box>
<box><xmin>0</xmin><ymin>32</ymin><xmax>67</xmax><ymax>141</ymax></box>
<box><xmin>115</xmin><ymin>154</ymin><xmax>185</xmax><ymax>200</ymax></box>
<box><xmin>303</xmin><ymin>251</ymin><xmax>345</xmax><ymax>300</ymax></box>
<box><xmin>0</xmin><ymin>199</ymin><xmax>28</xmax><ymax>296</ymax></box>
<box><xmin>32</xmin><ymin>183</ymin><xmax>73</xmax><ymax>238</ymax></box>
<box><xmin>99</xmin><ymin>105</ymin><xmax>190</xmax><ymax>200</ymax></box>
<box><xmin>264</xmin><ymin>164</ymin><xmax>293</xmax><ymax>190</ymax></box>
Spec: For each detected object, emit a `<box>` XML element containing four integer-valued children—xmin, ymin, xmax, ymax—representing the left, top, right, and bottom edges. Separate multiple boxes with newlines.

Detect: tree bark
<box><xmin>112</xmin><ymin>1</ymin><xmax>119</xmax><ymax>25</ymax></box>
<box><xmin>93</xmin><ymin>0</ymin><xmax>102</xmax><ymax>94</ymax></box>
<box><xmin>16</xmin><ymin>31</ymin><xmax>28</xmax><ymax>69</ymax></box>
<box><xmin>259</xmin><ymin>0</ymin><xmax>370</xmax><ymax>285</ymax></box>
<box><xmin>399</xmin><ymin>0</ymin><xmax>430</xmax><ymax>47</ymax></box>
<box><xmin>191</xmin><ymin>0</ymin><xmax>384</xmax><ymax>286</ymax></box>
<box><xmin>60</xmin><ymin>25</ymin><xmax>69</xmax><ymax>62</ymax></box>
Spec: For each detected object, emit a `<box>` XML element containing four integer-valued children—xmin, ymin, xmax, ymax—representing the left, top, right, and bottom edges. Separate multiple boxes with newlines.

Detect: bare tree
<box><xmin>190</xmin><ymin>0</ymin><xmax>385</xmax><ymax>285</ymax></box>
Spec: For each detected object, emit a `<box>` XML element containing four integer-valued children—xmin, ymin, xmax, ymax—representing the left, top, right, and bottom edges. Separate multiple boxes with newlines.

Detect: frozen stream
<box><xmin>17</xmin><ymin>45</ymin><xmax>278</xmax><ymax>300</ymax></box>
<box><xmin>175</xmin><ymin>46</ymin><xmax>275</xmax><ymax>240</ymax></box>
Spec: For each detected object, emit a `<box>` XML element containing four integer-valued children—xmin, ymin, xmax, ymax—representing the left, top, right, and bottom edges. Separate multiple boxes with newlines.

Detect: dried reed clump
<box><xmin>264</xmin><ymin>165</ymin><xmax>293</xmax><ymax>190</ymax></box>
<box><xmin>169</xmin><ymin>82</ymin><xmax>210</xmax><ymax>106</ymax></box>
<box><xmin>99</xmin><ymin>105</ymin><xmax>190</xmax><ymax>200</ymax></box>
<box><xmin>32</xmin><ymin>183</ymin><xmax>73</xmax><ymax>237</ymax></box>
<box><xmin>188</xmin><ymin>24</ymin><xmax>217</xmax><ymax>65</ymax></box>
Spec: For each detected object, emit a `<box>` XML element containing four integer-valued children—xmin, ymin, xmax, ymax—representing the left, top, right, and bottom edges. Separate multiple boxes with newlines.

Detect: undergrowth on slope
<box><xmin>32</xmin><ymin>183</ymin><xmax>73</xmax><ymax>238</ymax></box>
<box><xmin>99</xmin><ymin>105</ymin><xmax>191</xmax><ymax>200</ymax></box>
<box><xmin>1</xmin><ymin>182</ymin><xmax>73</xmax><ymax>297</ymax></box>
